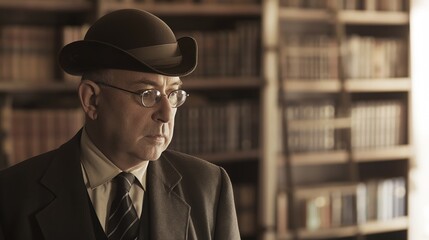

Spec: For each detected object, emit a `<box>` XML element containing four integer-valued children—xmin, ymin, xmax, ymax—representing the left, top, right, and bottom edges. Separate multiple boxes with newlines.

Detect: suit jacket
<box><xmin>0</xmin><ymin>131</ymin><xmax>241</xmax><ymax>240</ymax></box>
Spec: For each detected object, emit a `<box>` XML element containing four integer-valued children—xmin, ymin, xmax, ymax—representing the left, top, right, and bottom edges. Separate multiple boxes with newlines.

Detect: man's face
<box><xmin>88</xmin><ymin>69</ymin><xmax>181</xmax><ymax>168</ymax></box>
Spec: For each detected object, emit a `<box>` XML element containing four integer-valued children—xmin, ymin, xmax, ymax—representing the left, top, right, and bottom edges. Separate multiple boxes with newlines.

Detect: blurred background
<box><xmin>0</xmin><ymin>0</ymin><xmax>428</xmax><ymax>240</ymax></box>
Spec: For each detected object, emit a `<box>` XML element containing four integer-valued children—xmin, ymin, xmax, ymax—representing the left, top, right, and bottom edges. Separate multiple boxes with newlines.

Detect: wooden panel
<box><xmin>359</xmin><ymin>217</ymin><xmax>408</xmax><ymax>234</ymax></box>
<box><xmin>353</xmin><ymin>145</ymin><xmax>413</xmax><ymax>162</ymax></box>
<box><xmin>283</xmin><ymin>80</ymin><xmax>341</xmax><ymax>93</ymax></box>
<box><xmin>345</xmin><ymin>78</ymin><xmax>411</xmax><ymax>92</ymax></box>
<box><xmin>338</xmin><ymin>11</ymin><xmax>409</xmax><ymax>25</ymax></box>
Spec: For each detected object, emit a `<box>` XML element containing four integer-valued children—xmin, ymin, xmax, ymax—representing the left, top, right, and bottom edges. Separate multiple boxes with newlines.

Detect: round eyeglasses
<box><xmin>95</xmin><ymin>81</ymin><xmax>189</xmax><ymax>108</ymax></box>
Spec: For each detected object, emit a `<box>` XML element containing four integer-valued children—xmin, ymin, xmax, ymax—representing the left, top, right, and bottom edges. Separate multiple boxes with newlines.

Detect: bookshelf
<box><xmin>0</xmin><ymin>1</ymin><xmax>90</xmax><ymax>169</ymax></box>
<box><xmin>272</xmin><ymin>0</ymin><xmax>411</xmax><ymax>240</ymax></box>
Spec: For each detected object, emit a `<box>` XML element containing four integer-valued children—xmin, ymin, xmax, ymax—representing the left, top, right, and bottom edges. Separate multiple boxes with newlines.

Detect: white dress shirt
<box><xmin>80</xmin><ymin>128</ymin><xmax>148</xmax><ymax>232</ymax></box>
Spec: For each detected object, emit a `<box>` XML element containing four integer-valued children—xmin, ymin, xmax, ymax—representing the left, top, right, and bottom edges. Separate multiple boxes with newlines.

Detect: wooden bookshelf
<box><xmin>272</xmin><ymin>0</ymin><xmax>411</xmax><ymax>239</ymax></box>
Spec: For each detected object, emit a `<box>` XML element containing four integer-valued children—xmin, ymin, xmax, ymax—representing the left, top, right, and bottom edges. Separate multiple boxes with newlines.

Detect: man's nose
<box><xmin>152</xmin><ymin>95</ymin><xmax>174</xmax><ymax>123</ymax></box>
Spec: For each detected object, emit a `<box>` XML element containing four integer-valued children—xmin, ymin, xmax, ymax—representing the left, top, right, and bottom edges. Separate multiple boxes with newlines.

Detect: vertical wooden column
<box><xmin>260</xmin><ymin>0</ymin><xmax>279</xmax><ymax>239</ymax></box>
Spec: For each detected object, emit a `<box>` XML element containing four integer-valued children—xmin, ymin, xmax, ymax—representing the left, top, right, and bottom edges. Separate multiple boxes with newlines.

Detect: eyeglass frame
<box><xmin>94</xmin><ymin>81</ymin><xmax>189</xmax><ymax>108</ymax></box>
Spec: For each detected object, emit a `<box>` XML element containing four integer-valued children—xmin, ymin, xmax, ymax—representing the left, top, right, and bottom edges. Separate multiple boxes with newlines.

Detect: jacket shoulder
<box><xmin>162</xmin><ymin>149</ymin><xmax>219</xmax><ymax>170</ymax></box>
<box><xmin>0</xmin><ymin>150</ymin><xmax>56</xmax><ymax>181</ymax></box>
<box><xmin>160</xmin><ymin>149</ymin><xmax>231</xmax><ymax>193</ymax></box>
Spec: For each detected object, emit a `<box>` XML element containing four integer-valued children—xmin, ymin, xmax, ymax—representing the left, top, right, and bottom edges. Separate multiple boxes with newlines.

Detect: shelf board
<box><xmin>184</xmin><ymin>77</ymin><xmax>262</xmax><ymax>90</ymax></box>
<box><xmin>279</xmin><ymin>8</ymin><xmax>333</xmax><ymax>22</ymax></box>
<box><xmin>287</xmin><ymin>118</ymin><xmax>351</xmax><ymax>131</ymax></box>
<box><xmin>338</xmin><ymin>10</ymin><xmax>409</xmax><ymax>25</ymax></box>
<box><xmin>283</xmin><ymin>78</ymin><xmax>410</xmax><ymax>93</ymax></box>
<box><xmin>99</xmin><ymin>2</ymin><xmax>261</xmax><ymax>16</ymax></box>
<box><xmin>0</xmin><ymin>0</ymin><xmax>92</xmax><ymax>12</ymax></box>
<box><xmin>359</xmin><ymin>216</ymin><xmax>408</xmax><ymax>234</ymax></box>
<box><xmin>345</xmin><ymin>78</ymin><xmax>411</xmax><ymax>92</ymax></box>
<box><xmin>295</xmin><ymin>182</ymin><xmax>357</xmax><ymax>197</ymax></box>
<box><xmin>296</xmin><ymin>217</ymin><xmax>408</xmax><ymax>239</ymax></box>
<box><xmin>298</xmin><ymin>225</ymin><xmax>358</xmax><ymax>239</ymax></box>
<box><xmin>353</xmin><ymin>145</ymin><xmax>413</xmax><ymax>162</ymax></box>
<box><xmin>279</xmin><ymin>145</ymin><xmax>411</xmax><ymax>166</ymax></box>
<box><xmin>283</xmin><ymin>79</ymin><xmax>341</xmax><ymax>93</ymax></box>
<box><xmin>196</xmin><ymin>149</ymin><xmax>259</xmax><ymax>163</ymax></box>
<box><xmin>277</xmin><ymin>232</ymin><xmax>292</xmax><ymax>240</ymax></box>
<box><xmin>278</xmin><ymin>150</ymin><xmax>349</xmax><ymax>166</ymax></box>
<box><xmin>0</xmin><ymin>81</ymin><xmax>78</xmax><ymax>93</ymax></box>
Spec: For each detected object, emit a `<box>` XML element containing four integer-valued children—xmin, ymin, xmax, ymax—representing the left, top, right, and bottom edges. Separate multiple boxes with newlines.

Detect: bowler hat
<box><xmin>59</xmin><ymin>9</ymin><xmax>197</xmax><ymax>77</ymax></box>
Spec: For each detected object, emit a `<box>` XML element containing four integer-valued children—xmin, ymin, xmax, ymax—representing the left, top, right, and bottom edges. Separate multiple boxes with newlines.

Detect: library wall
<box><xmin>274</xmin><ymin>0</ymin><xmax>411</xmax><ymax>240</ymax></box>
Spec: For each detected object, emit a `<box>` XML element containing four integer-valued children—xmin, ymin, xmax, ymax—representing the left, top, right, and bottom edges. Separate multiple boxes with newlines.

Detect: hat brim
<box><xmin>59</xmin><ymin>36</ymin><xmax>197</xmax><ymax>77</ymax></box>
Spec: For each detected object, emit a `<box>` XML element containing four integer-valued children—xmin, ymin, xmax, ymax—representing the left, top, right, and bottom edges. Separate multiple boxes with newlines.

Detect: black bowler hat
<box><xmin>59</xmin><ymin>9</ymin><xmax>197</xmax><ymax>77</ymax></box>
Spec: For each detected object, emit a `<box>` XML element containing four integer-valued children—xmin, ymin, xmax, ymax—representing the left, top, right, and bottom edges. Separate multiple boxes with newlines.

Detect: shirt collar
<box><xmin>80</xmin><ymin>128</ymin><xmax>148</xmax><ymax>190</ymax></box>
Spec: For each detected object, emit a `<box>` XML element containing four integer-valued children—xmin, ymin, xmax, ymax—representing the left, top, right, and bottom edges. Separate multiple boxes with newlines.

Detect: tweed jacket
<box><xmin>0</xmin><ymin>131</ymin><xmax>241</xmax><ymax>240</ymax></box>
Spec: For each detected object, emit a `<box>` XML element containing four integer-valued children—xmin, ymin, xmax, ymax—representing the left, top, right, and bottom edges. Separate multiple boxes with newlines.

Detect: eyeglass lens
<box><xmin>141</xmin><ymin>89</ymin><xmax>187</xmax><ymax>108</ymax></box>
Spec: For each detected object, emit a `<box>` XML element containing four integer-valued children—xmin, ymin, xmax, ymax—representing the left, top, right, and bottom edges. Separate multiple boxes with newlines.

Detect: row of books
<box><xmin>177</xmin><ymin>21</ymin><xmax>260</xmax><ymax>77</ymax></box>
<box><xmin>335</xmin><ymin>0</ymin><xmax>405</xmax><ymax>11</ymax></box>
<box><xmin>284</xmin><ymin>99</ymin><xmax>405</xmax><ymax>153</ymax></box>
<box><xmin>285</xmin><ymin>100</ymin><xmax>339</xmax><ymax>152</ymax></box>
<box><xmin>280</xmin><ymin>34</ymin><xmax>407</xmax><ymax>80</ymax></box>
<box><xmin>357</xmin><ymin>177</ymin><xmax>406</xmax><ymax>223</ymax></box>
<box><xmin>280</xmin><ymin>0</ymin><xmax>405</xmax><ymax>11</ymax></box>
<box><xmin>280</xmin><ymin>35</ymin><xmax>338</xmax><ymax>80</ymax></box>
<box><xmin>0</xmin><ymin>26</ymin><xmax>55</xmax><ymax>82</ymax></box>
<box><xmin>169</xmin><ymin>100</ymin><xmax>259</xmax><ymax>155</ymax></box>
<box><xmin>277</xmin><ymin>177</ymin><xmax>406</xmax><ymax>232</ymax></box>
<box><xmin>351</xmin><ymin>100</ymin><xmax>404</xmax><ymax>149</ymax></box>
<box><xmin>233</xmin><ymin>183</ymin><xmax>257</xmax><ymax>236</ymax></box>
<box><xmin>6</xmin><ymin>108</ymin><xmax>84</xmax><ymax>166</ymax></box>
<box><xmin>343</xmin><ymin>35</ymin><xmax>407</xmax><ymax>79</ymax></box>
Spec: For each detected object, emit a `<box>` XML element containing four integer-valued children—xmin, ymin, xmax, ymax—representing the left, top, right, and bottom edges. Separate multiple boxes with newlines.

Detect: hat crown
<box><xmin>85</xmin><ymin>9</ymin><xmax>177</xmax><ymax>50</ymax></box>
<box><xmin>59</xmin><ymin>9</ymin><xmax>197</xmax><ymax>77</ymax></box>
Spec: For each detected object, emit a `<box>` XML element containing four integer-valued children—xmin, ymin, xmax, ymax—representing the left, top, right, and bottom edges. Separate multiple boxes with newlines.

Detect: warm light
<box><xmin>410</xmin><ymin>0</ymin><xmax>429</xmax><ymax>239</ymax></box>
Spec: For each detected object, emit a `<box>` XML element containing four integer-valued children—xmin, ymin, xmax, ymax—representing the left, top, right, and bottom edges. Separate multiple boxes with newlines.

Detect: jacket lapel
<box><xmin>35</xmin><ymin>131</ymin><xmax>97</xmax><ymax>240</ymax></box>
<box><xmin>148</xmin><ymin>154</ymin><xmax>191</xmax><ymax>240</ymax></box>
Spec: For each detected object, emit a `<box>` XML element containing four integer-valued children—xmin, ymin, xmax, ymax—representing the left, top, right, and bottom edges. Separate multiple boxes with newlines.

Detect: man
<box><xmin>0</xmin><ymin>9</ymin><xmax>240</xmax><ymax>240</ymax></box>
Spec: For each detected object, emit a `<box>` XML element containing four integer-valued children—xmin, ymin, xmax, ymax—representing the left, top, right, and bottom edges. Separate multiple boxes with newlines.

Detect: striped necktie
<box><xmin>107</xmin><ymin>172</ymin><xmax>140</xmax><ymax>240</ymax></box>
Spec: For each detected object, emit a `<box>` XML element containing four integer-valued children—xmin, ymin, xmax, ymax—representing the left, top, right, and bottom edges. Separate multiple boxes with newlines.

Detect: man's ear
<box><xmin>78</xmin><ymin>80</ymin><xmax>101</xmax><ymax>120</ymax></box>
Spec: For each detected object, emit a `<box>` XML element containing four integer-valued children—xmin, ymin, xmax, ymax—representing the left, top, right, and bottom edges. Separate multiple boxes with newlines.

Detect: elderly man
<box><xmin>0</xmin><ymin>9</ymin><xmax>240</xmax><ymax>240</ymax></box>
